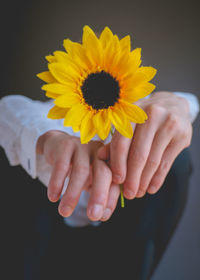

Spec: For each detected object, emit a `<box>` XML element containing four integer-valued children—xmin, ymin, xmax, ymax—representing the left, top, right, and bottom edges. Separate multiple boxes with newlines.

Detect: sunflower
<box><xmin>37</xmin><ymin>25</ymin><xmax>157</xmax><ymax>144</ymax></box>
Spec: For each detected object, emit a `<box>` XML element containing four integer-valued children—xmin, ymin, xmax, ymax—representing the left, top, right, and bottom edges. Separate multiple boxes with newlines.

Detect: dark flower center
<box><xmin>81</xmin><ymin>70</ymin><xmax>120</xmax><ymax>110</ymax></box>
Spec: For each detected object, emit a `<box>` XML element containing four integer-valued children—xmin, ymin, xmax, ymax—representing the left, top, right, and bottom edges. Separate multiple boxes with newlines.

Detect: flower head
<box><xmin>37</xmin><ymin>25</ymin><xmax>157</xmax><ymax>143</ymax></box>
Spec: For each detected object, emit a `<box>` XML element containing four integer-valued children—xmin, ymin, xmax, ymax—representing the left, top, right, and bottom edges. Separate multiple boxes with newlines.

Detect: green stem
<box><xmin>120</xmin><ymin>184</ymin><xmax>125</xmax><ymax>208</ymax></box>
<box><xmin>110</xmin><ymin>127</ymin><xmax>125</xmax><ymax>208</ymax></box>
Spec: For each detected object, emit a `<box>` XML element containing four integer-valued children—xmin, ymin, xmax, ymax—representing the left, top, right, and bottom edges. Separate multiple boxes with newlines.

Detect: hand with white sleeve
<box><xmin>36</xmin><ymin>130</ymin><xmax>120</xmax><ymax>221</ymax></box>
<box><xmin>98</xmin><ymin>91</ymin><xmax>197</xmax><ymax>201</ymax></box>
<box><xmin>0</xmin><ymin>92</ymin><xmax>199</xmax><ymax>224</ymax></box>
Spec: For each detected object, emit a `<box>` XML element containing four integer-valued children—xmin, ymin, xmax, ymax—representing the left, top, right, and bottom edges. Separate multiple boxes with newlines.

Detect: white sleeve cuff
<box><xmin>173</xmin><ymin>92</ymin><xmax>200</xmax><ymax>123</ymax></box>
<box><xmin>19</xmin><ymin>123</ymin><xmax>69</xmax><ymax>179</ymax></box>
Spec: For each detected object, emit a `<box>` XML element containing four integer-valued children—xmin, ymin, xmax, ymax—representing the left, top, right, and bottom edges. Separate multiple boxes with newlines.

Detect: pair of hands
<box><xmin>36</xmin><ymin>91</ymin><xmax>192</xmax><ymax>222</ymax></box>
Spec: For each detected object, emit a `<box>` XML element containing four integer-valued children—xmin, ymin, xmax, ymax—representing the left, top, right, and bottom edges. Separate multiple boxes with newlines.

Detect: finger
<box><xmin>48</xmin><ymin>147</ymin><xmax>74</xmax><ymax>202</ymax></box>
<box><xmin>110</xmin><ymin>129</ymin><xmax>134</xmax><ymax>184</ymax></box>
<box><xmin>123</xmin><ymin>119</ymin><xmax>158</xmax><ymax>199</ymax></box>
<box><xmin>58</xmin><ymin>146</ymin><xmax>90</xmax><ymax>217</ymax></box>
<box><xmin>82</xmin><ymin>165</ymin><xmax>93</xmax><ymax>191</ymax></box>
<box><xmin>147</xmin><ymin>138</ymin><xmax>184</xmax><ymax>194</ymax></box>
<box><xmin>87</xmin><ymin>159</ymin><xmax>112</xmax><ymax>221</ymax></box>
<box><xmin>136</xmin><ymin>117</ymin><xmax>175</xmax><ymax>197</ymax></box>
<box><xmin>100</xmin><ymin>183</ymin><xmax>120</xmax><ymax>221</ymax></box>
<box><xmin>97</xmin><ymin>143</ymin><xmax>110</xmax><ymax>161</ymax></box>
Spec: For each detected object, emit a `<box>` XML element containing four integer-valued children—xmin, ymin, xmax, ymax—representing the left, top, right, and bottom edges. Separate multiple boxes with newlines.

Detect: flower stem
<box><xmin>120</xmin><ymin>184</ymin><xmax>125</xmax><ymax>208</ymax></box>
<box><xmin>110</xmin><ymin>127</ymin><xmax>125</xmax><ymax>208</ymax></box>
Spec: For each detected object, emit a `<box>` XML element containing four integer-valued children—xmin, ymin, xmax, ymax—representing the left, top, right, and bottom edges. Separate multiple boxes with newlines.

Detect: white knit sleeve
<box><xmin>0</xmin><ymin>95</ymin><xmax>97</xmax><ymax>227</ymax></box>
<box><xmin>173</xmin><ymin>92</ymin><xmax>199</xmax><ymax>123</ymax></box>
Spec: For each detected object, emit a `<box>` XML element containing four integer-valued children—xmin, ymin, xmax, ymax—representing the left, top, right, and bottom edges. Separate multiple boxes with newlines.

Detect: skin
<box><xmin>37</xmin><ymin>91</ymin><xmax>193</xmax><ymax>222</ymax></box>
<box><xmin>99</xmin><ymin>91</ymin><xmax>193</xmax><ymax>200</ymax></box>
<box><xmin>36</xmin><ymin>130</ymin><xmax>120</xmax><ymax>222</ymax></box>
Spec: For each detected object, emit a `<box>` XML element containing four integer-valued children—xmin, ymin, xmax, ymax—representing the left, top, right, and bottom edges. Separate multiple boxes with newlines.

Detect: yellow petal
<box><xmin>129</xmin><ymin>48</ymin><xmax>142</xmax><ymax>69</ymax></box>
<box><xmin>125</xmin><ymin>67</ymin><xmax>157</xmax><ymax>89</ymax></box>
<box><xmin>80</xmin><ymin>111</ymin><xmax>96</xmax><ymax>144</ymax></box>
<box><xmin>99</xmin><ymin>26</ymin><xmax>114</xmax><ymax>49</ymax></box>
<box><xmin>63</xmin><ymin>39</ymin><xmax>81</xmax><ymax>58</ymax></box>
<box><xmin>54</xmin><ymin>93</ymin><xmax>80</xmax><ymax>108</ymax></box>
<box><xmin>37</xmin><ymin>71</ymin><xmax>56</xmax><ymax>83</ymax></box>
<box><xmin>63</xmin><ymin>39</ymin><xmax>92</xmax><ymax>70</ymax></box>
<box><xmin>48</xmin><ymin>63</ymin><xmax>80</xmax><ymax>84</ymax></box>
<box><xmin>46</xmin><ymin>92</ymin><xmax>60</xmax><ymax>98</ymax></box>
<box><xmin>53</xmin><ymin>51</ymin><xmax>70</xmax><ymax>63</ymax></box>
<box><xmin>124</xmin><ymin>72</ymin><xmax>147</xmax><ymax>88</ymax></box>
<box><xmin>102</xmin><ymin>110</ymin><xmax>112</xmax><ymax>139</ymax></box>
<box><xmin>119</xmin><ymin>53</ymin><xmax>142</xmax><ymax>83</ymax></box>
<box><xmin>119</xmin><ymin>100</ymin><xmax>147</xmax><ymax>123</ymax></box>
<box><xmin>135</xmin><ymin>66</ymin><xmax>157</xmax><ymax>82</ymax></box>
<box><xmin>45</xmin><ymin>55</ymin><xmax>57</xmax><ymax>63</ymax></box>
<box><xmin>120</xmin><ymin>35</ymin><xmax>131</xmax><ymax>52</ymax></box>
<box><xmin>64</xmin><ymin>103</ymin><xmax>88</xmax><ymax>128</ymax></box>
<box><xmin>103</xmin><ymin>35</ymin><xmax>120</xmax><ymax>71</ymax></box>
<box><xmin>93</xmin><ymin>110</ymin><xmax>111</xmax><ymax>140</ymax></box>
<box><xmin>124</xmin><ymin>82</ymin><xmax>156</xmax><ymax>102</ymax></box>
<box><xmin>47</xmin><ymin>105</ymin><xmax>69</xmax><ymax>119</ymax></box>
<box><xmin>82</xmin><ymin>25</ymin><xmax>98</xmax><ymax>45</ymax></box>
<box><xmin>42</xmin><ymin>83</ymin><xmax>77</xmax><ymax>95</ymax></box>
<box><xmin>111</xmin><ymin>50</ymin><xmax>130</xmax><ymax>77</ymax></box>
<box><xmin>72</xmin><ymin>125</ymin><xmax>81</xmax><ymax>133</ymax></box>
<box><xmin>53</xmin><ymin>51</ymin><xmax>81</xmax><ymax>74</ymax></box>
<box><xmin>82</xmin><ymin>25</ymin><xmax>102</xmax><ymax>66</ymax></box>
<box><xmin>109</xmin><ymin>106</ymin><xmax>133</xmax><ymax>138</ymax></box>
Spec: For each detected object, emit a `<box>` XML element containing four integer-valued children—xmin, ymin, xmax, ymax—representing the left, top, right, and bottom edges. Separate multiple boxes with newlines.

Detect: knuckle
<box><xmin>61</xmin><ymin>139</ymin><xmax>74</xmax><ymax>152</ymax></box>
<box><xmin>148</xmin><ymin>158</ymin><xmax>159</xmax><ymax>169</ymax></box>
<box><xmin>93</xmin><ymin>191</ymin><xmax>108</xmax><ymax>205</ymax></box>
<box><xmin>130</xmin><ymin>149</ymin><xmax>146</xmax><ymax>166</ymax></box>
<box><xmin>160</xmin><ymin>160</ymin><xmax>171</xmax><ymax>173</ymax></box>
<box><xmin>74</xmin><ymin>164</ymin><xmax>89</xmax><ymax>177</ymax></box>
<box><xmin>146</xmin><ymin>104</ymin><xmax>165</xmax><ymax>121</ymax></box>
<box><xmin>59</xmin><ymin>136</ymin><xmax>79</xmax><ymax>151</ymax></box>
<box><xmin>165</xmin><ymin>114</ymin><xmax>179</xmax><ymax>132</ymax></box>
<box><xmin>55</xmin><ymin>160</ymin><xmax>69</xmax><ymax>172</ymax></box>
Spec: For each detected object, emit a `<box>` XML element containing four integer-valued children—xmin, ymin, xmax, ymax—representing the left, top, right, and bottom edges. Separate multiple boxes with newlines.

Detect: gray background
<box><xmin>1</xmin><ymin>0</ymin><xmax>200</xmax><ymax>278</ymax></box>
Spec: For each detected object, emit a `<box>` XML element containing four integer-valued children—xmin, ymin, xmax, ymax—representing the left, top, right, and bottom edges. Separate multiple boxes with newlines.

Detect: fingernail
<box><xmin>137</xmin><ymin>190</ymin><xmax>145</xmax><ymax>197</ymax></box>
<box><xmin>124</xmin><ymin>189</ymin><xmax>135</xmax><ymax>199</ymax></box>
<box><xmin>59</xmin><ymin>205</ymin><xmax>73</xmax><ymax>217</ymax></box>
<box><xmin>113</xmin><ymin>174</ymin><xmax>122</xmax><ymax>183</ymax></box>
<box><xmin>89</xmin><ymin>204</ymin><xmax>103</xmax><ymax>220</ymax></box>
<box><xmin>101</xmin><ymin>208</ymin><xmax>112</xmax><ymax>221</ymax></box>
<box><xmin>48</xmin><ymin>192</ymin><xmax>58</xmax><ymax>202</ymax></box>
<box><xmin>148</xmin><ymin>186</ymin><xmax>157</xmax><ymax>193</ymax></box>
